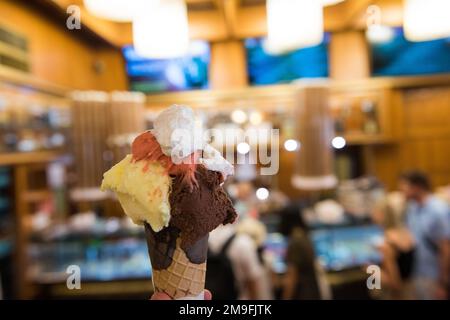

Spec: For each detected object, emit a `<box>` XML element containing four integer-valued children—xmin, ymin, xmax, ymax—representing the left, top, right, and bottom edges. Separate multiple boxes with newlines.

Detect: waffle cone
<box><xmin>151</xmin><ymin>238</ymin><xmax>206</xmax><ymax>299</ymax></box>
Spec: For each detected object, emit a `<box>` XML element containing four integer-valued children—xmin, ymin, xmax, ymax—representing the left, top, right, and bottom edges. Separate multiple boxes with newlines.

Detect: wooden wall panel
<box><xmin>94</xmin><ymin>49</ymin><xmax>128</xmax><ymax>92</ymax></box>
<box><xmin>0</xmin><ymin>0</ymin><xmax>127</xmax><ymax>91</ymax></box>
<box><xmin>404</xmin><ymin>88</ymin><xmax>450</xmax><ymax>138</ymax></box>
<box><xmin>431</xmin><ymin>139</ymin><xmax>450</xmax><ymax>172</ymax></box>
<box><xmin>375</xmin><ymin>86</ymin><xmax>450</xmax><ymax>190</ymax></box>
<box><xmin>372</xmin><ymin>144</ymin><xmax>400</xmax><ymax>190</ymax></box>
<box><xmin>370</xmin><ymin>85</ymin><xmax>450</xmax><ymax>191</ymax></box>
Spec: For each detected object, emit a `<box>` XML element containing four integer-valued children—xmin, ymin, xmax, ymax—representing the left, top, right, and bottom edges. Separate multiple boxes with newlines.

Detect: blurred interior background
<box><xmin>0</xmin><ymin>0</ymin><xmax>449</xmax><ymax>300</ymax></box>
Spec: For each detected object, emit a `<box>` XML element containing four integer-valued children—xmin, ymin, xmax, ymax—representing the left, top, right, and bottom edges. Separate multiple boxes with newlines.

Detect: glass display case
<box><xmin>28</xmin><ymin>224</ymin><xmax>151</xmax><ymax>284</ymax></box>
<box><xmin>0</xmin><ymin>83</ymin><xmax>70</xmax><ymax>154</ymax></box>
<box><xmin>311</xmin><ymin>225</ymin><xmax>383</xmax><ymax>271</ymax></box>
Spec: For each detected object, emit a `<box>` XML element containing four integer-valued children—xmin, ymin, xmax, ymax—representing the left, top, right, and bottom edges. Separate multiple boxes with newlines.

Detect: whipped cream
<box><xmin>153</xmin><ymin>105</ymin><xmax>204</xmax><ymax>160</ymax></box>
<box><xmin>200</xmin><ymin>144</ymin><xmax>234</xmax><ymax>180</ymax></box>
<box><xmin>153</xmin><ymin>105</ymin><xmax>233</xmax><ymax>180</ymax></box>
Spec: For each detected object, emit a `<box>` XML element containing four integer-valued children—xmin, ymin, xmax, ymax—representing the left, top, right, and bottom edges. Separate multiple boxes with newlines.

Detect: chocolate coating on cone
<box><xmin>169</xmin><ymin>165</ymin><xmax>237</xmax><ymax>251</ymax></box>
<box><xmin>145</xmin><ymin>224</ymin><xmax>209</xmax><ymax>269</ymax></box>
<box><xmin>144</xmin><ymin>224</ymin><xmax>178</xmax><ymax>270</ymax></box>
<box><xmin>184</xmin><ymin>234</ymin><xmax>209</xmax><ymax>264</ymax></box>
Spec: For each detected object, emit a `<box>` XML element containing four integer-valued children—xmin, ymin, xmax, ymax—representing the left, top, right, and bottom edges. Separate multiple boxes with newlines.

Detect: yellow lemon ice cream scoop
<box><xmin>101</xmin><ymin>154</ymin><xmax>171</xmax><ymax>232</ymax></box>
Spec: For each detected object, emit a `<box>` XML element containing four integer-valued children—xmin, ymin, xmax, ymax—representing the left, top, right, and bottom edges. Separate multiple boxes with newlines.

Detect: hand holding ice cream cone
<box><xmin>101</xmin><ymin>105</ymin><xmax>237</xmax><ymax>300</ymax></box>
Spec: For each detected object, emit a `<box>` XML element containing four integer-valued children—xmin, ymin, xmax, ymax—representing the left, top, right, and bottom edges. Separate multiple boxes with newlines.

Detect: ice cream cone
<box><xmin>144</xmin><ymin>223</ymin><xmax>208</xmax><ymax>300</ymax></box>
<box><xmin>152</xmin><ymin>240</ymin><xmax>206</xmax><ymax>299</ymax></box>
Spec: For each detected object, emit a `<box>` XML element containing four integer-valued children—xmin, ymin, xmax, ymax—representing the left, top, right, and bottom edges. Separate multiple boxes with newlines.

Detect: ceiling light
<box><xmin>366</xmin><ymin>25</ymin><xmax>394</xmax><ymax>44</ymax></box>
<box><xmin>84</xmin><ymin>0</ymin><xmax>145</xmax><ymax>22</ymax></box>
<box><xmin>403</xmin><ymin>0</ymin><xmax>450</xmax><ymax>42</ymax></box>
<box><xmin>231</xmin><ymin>109</ymin><xmax>248</xmax><ymax>124</ymax></box>
<box><xmin>331</xmin><ymin>136</ymin><xmax>346</xmax><ymax>149</ymax></box>
<box><xmin>365</xmin><ymin>4</ymin><xmax>394</xmax><ymax>44</ymax></box>
<box><xmin>321</xmin><ymin>0</ymin><xmax>345</xmax><ymax>6</ymax></box>
<box><xmin>256</xmin><ymin>188</ymin><xmax>270</xmax><ymax>201</ymax></box>
<box><xmin>266</xmin><ymin>0</ymin><xmax>324</xmax><ymax>54</ymax></box>
<box><xmin>133</xmin><ymin>0</ymin><xmax>189</xmax><ymax>59</ymax></box>
<box><xmin>249</xmin><ymin>111</ymin><xmax>263</xmax><ymax>125</ymax></box>
<box><xmin>237</xmin><ymin>142</ymin><xmax>250</xmax><ymax>155</ymax></box>
<box><xmin>284</xmin><ymin>139</ymin><xmax>300</xmax><ymax>152</ymax></box>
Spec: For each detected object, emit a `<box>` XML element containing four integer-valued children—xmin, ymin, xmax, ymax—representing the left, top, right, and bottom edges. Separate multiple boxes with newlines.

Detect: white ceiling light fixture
<box><xmin>366</xmin><ymin>24</ymin><xmax>394</xmax><ymax>44</ymax></box>
<box><xmin>231</xmin><ymin>109</ymin><xmax>248</xmax><ymax>124</ymax></box>
<box><xmin>403</xmin><ymin>0</ymin><xmax>450</xmax><ymax>42</ymax></box>
<box><xmin>249</xmin><ymin>111</ymin><xmax>263</xmax><ymax>125</ymax></box>
<box><xmin>237</xmin><ymin>142</ymin><xmax>250</xmax><ymax>155</ymax></box>
<box><xmin>365</xmin><ymin>5</ymin><xmax>394</xmax><ymax>44</ymax></box>
<box><xmin>284</xmin><ymin>139</ymin><xmax>300</xmax><ymax>152</ymax></box>
<box><xmin>266</xmin><ymin>0</ymin><xmax>324</xmax><ymax>55</ymax></box>
<box><xmin>133</xmin><ymin>0</ymin><xmax>190</xmax><ymax>59</ymax></box>
<box><xmin>331</xmin><ymin>136</ymin><xmax>346</xmax><ymax>149</ymax></box>
<box><xmin>256</xmin><ymin>188</ymin><xmax>270</xmax><ymax>201</ymax></box>
<box><xmin>321</xmin><ymin>0</ymin><xmax>345</xmax><ymax>6</ymax></box>
<box><xmin>83</xmin><ymin>0</ymin><xmax>145</xmax><ymax>22</ymax></box>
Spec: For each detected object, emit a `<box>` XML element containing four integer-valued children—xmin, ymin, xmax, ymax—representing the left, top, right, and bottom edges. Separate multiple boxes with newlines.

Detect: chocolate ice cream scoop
<box><xmin>169</xmin><ymin>165</ymin><xmax>237</xmax><ymax>251</ymax></box>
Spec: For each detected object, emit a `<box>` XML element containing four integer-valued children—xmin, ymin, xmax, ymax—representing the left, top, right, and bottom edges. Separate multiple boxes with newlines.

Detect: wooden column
<box><xmin>209</xmin><ymin>40</ymin><xmax>248</xmax><ymax>89</ymax></box>
<box><xmin>292</xmin><ymin>86</ymin><xmax>337</xmax><ymax>191</ymax></box>
<box><xmin>329</xmin><ymin>30</ymin><xmax>371</xmax><ymax>80</ymax></box>
<box><xmin>13</xmin><ymin>165</ymin><xmax>28</xmax><ymax>299</ymax></box>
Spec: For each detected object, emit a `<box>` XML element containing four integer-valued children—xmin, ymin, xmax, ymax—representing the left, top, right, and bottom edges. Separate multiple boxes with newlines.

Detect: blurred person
<box><xmin>399</xmin><ymin>171</ymin><xmax>450</xmax><ymax>299</ymax></box>
<box><xmin>236</xmin><ymin>217</ymin><xmax>274</xmax><ymax>299</ymax></box>
<box><xmin>372</xmin><ymin>192</ymin><xmax>407</xmax><ymax>230</ymax></box>
<box><xmin>207</xmin><ymin>221</ymin><xmax>269</xmax><ymax>300</ymax></box>
<box><xmin>376</xmin><ymin>229</ymin><xmax>416</xmax><ymax>299</ymax></box>
<box><xmin>279</xmin><ymin>203</ymin><xmax>325</xmax><ymax>300</ymax></box>
<box><xmin>252</xmin><ymin>180</ymin><xmax>289</xmax><ymax>218</ymax></box>
<box><xmin>234</xmin><ymin>181</ymin><xmax>258</xmax><ymax>219</ymax></box>
<box><xmin>372</xmin><ymin>193</ymin><xmax>416</xmax><ymax>299</ymax></box>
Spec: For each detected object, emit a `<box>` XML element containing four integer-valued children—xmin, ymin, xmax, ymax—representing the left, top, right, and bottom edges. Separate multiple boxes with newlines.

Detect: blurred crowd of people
<box><xmin>206</xmin><ymin>170</ymin><xmax>450</xmax><ymax>300</ymax></box>
<box><xmin>206</xmin><ymin>178</ymin><xmax>330</xmax><ymax>300</ymax></box>
<box><xmin>375</xmin><ymin>171</ymin><xmax>450</xmax><ymax>300</ymax></box>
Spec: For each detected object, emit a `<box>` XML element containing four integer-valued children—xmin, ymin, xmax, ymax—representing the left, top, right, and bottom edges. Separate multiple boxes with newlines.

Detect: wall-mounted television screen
<box><xmin>371</xmin><ymin>28</ymin><xmax>450</xmax><ymax>76</ymax></box>
<box><xmin>245</xmin><ymin>35</ymin><xmax>329</xmax><ymax>86</ymax></box>
<box><xmin>123</xmin><ymin>41</ymin><xmax>210</xmax><ymax>93</ymax></box>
